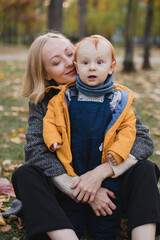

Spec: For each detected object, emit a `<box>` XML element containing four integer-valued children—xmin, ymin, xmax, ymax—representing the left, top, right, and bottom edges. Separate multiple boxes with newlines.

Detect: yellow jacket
<box><xmin>43</xmin><ymin>83</ymin><xmax>136</xmax><ymax>176</ymax></box>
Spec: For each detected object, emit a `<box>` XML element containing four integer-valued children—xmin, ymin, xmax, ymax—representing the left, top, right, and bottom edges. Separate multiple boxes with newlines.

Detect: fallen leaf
<box><xmin>0</xmin><ymin>73</ymin><xmax>5</xmax><ymax>79</ymax></box>
<box><xmin>2</xmin><ymin>160</ymin><xmax>12</xmax><ymax>166</ymax></box>
<box><xmin>155</xmin><ymin>151</ymin><xmax>160</xmax><ymax>156</ymax></box>
<box><xmin>0</xmin><ymin>224</ymin><xmax>11</xmax><ymax>231</ymax></box>
<box><xmin>153</xmin><ymin>131</ymin><xmax>160</xmax><ymax>137</ymax></box>
<box><xmin>0</xmin><ymin>213</ymin><xmax>6</xmax><ymax>226</ymax></box>
<box><xmin>18</xmin><ymin>128</ymin><xmax>25</xmax><ymax>133</ymax></box>
<box><xmin>0</xmin><ymin>178</ymin><xmax>15</xmax><ymax>198</ymax></box>
<box><xmin>0</xmin><ymin>105</ymin><xmax>4</xmax><ymax>111</ymax></box>
<box><xmin>10</xmin><ymin>136</ymin><xmax>22</xmax><ymax>144</ymax></box>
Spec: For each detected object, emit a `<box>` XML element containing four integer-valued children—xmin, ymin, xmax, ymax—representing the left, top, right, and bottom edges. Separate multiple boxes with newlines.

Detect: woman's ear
<box><xmin>74</xmin><ymin>61</ymin><xmax>79</xmax><ymax>74</ymax></box>
<box><xmin>45</xmin><ymin>73</ymin><xmax>52</xmax><ymax>81</ymax></box>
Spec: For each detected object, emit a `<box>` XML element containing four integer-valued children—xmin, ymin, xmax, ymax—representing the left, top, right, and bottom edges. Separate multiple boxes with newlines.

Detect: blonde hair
<box><xmin>22</xmin><ymin>32</ymin><xmax>74</xmax><ymax>104</ymax></box>
<box><xmin>74</xmin><ymin>35</ymin><xmax>116</xmax><ymax>73</ymax></box>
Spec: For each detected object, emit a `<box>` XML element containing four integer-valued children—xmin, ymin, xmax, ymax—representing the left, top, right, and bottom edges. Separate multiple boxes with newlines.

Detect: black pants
<box><xmin>12</xmin><ymin>160</ymin><xmax>160</xmax><ymax>240</ymax></box>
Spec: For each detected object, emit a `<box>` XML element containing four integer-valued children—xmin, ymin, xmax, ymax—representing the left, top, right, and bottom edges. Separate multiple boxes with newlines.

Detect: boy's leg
<box><xmin>88</xmin><ymin>177</ymin><xmax>123</xmax><ymax>240</ymax></box>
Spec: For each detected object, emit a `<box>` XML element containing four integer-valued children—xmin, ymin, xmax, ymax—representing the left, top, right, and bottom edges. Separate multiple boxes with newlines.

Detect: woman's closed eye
<box><xmin>67</xmin><ymin>52</ymin><xmax>74</xmax><ymax>57</ymax></box>
<box><xmin>53</xmin><ymin>61</ymin><xmax>60</xmax><ymax>66</ymax></box>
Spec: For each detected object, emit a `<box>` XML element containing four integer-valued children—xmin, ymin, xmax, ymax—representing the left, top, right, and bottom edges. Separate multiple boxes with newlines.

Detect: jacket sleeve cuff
<box><xmin>107</xmin><ymin>151</ymin><xmax>123</xmax><ymax>165</ymax></box>
<box><xmin>109</xmin><ymin>154</ymin><xmax>138</xmax><ymax>178</ymax></box>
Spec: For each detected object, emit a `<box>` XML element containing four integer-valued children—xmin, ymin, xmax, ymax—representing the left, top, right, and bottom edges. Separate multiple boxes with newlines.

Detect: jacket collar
<box><xmin>45</xmin><ymin>81</ymin><xmax>76</xmax><ymax>93</ymax></box>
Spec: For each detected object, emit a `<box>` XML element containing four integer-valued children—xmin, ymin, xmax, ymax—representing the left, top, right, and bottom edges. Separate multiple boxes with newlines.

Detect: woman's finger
<box><xmin>75</xmin><ymin>191</ymin><xmax>85</xmax><ymax>202</ymax></box>
<box><xmin>71</xmin><ymin>178</ymin><xmax>81</xmax><ymax>189</ymax></box>
<box><xmin>82</xmin><ymin>192</ymin><xmax>90</xmax><ymax>203</ymax></box>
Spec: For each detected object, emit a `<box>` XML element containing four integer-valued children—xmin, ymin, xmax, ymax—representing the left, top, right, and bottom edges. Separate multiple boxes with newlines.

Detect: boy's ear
<box><xmin>74</xmin><ymin>61</ymin><xmax>79</xmax><ymax>74</ymax></box>
<box><xmin>108</xmin><ymin>64</ymin><xmax>113</xmax><ymax>75</ymax></box>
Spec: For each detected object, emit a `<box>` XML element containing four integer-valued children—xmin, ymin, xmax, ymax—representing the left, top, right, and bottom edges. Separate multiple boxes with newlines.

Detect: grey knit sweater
<box><xmin>24</xmin><ymin>89</ymin><xmax>154</xmax><ymax>177</ymax></box>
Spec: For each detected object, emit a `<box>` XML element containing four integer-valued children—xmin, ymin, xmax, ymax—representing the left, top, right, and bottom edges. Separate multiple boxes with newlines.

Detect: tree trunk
<box><xmin>142</xmin><ymin>0</ymin><xmax>154</xmax><ymax>70</ymax></box>
<box><xmin>48</xmin><ymin>0</ymin><xmax>63</xmax><ymax>31</ymax></box>
<box><xmin>123</xmin><ymin>0</ymin><xmax>139</xmax><ymax>72</ymax></box>
<box><xmin>79</xmin><ymin>0</ymin><xmax>87</xmax><ymax>39</ymax></box>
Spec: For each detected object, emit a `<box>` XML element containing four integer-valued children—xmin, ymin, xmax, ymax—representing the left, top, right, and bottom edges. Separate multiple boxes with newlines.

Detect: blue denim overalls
<box><xmin>58</xmin><ymin>94</ymin><xmax>123</xmax><ymax>240</ymax></box>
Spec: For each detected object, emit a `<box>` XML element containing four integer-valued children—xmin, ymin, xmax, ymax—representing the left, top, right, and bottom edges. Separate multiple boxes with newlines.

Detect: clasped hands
<box><xmin>70</xmin><ymin>166</ymin><xmax>116</xmax><ymax>216</ymax></box>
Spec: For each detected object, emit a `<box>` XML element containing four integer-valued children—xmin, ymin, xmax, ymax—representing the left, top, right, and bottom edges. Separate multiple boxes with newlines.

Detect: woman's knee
<box><xmin>136</xmin><ymin>160</ymin><xmax>160</xmax><ymax>181</ymax></box>
<box><xmin>12</xmin><ymin>164</ymin><xmax>38</xmax><ymax>185</ymax></box>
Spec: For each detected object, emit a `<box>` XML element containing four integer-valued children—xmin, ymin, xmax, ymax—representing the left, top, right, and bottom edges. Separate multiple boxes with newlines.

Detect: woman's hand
<box><xmin>89</xmin><ymin>187</ymin><xmax>116</xmax><ymax>216</ymax></box>
<box><xmin>71</xmin><ymin>168</ymin><xmax>103</xmax><ymax>202</ymax></box>
<box><xmin>71</xmin><ymin>162</ymin><xmax>114</xmax><ymax>203</ymax></box>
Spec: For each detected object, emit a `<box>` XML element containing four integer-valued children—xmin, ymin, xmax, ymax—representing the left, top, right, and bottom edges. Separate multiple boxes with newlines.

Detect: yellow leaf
<box><xmin>18</xmin><ymin>128</ymin><xmax>25</xmax><ymax>134</ymax></box>
<box><xmin>0</xmin><ymin>213</ymin><xmax>6</xmax><ymax>226</ymax></box>
<box><xmin>153</xmin><ymin>131</ymin><xmax>160</xmax><ymax>137</ymax></box>
<box><xmin>0</xmin><ymin>73</ymin><xmax>5</xmax><ymax>79</ymax></box>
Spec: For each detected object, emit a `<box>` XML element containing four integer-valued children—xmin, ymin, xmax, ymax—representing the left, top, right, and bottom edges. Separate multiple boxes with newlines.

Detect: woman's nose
<box><xmin>65</xmin><ymin>57</ymin><xmax>73</xmax><ymax>67</ymax></box>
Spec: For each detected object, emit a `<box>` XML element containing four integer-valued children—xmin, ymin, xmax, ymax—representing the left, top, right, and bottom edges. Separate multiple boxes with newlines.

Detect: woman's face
<box><xmin>42</xmin><ymin>38</ymin><xmax>77</xmax><ymax>85</ymax></box>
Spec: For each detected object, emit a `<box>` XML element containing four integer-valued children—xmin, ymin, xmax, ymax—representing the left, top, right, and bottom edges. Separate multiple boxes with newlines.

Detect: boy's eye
<box><xmin>97</xmin><ymin>60</ymin><xmax>103</xmax><ymax>64</ymax></box>
<box><xmin>83</xmin><ymin>61</ymin><xmax>88</xmax><ymax>65</ymax></box>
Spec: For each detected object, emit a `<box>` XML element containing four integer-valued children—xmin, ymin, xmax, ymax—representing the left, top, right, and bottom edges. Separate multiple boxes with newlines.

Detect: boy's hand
<box><xmin>50</xmin><ymin>142</ymin><xmax>61</xmax><ymax>151</ymax></box>
<box><xmin>89</xmin><ymin>187</ymin><xmax>116</xmax><ymax>216</ymax></box>
<box><xmin>106</xmin><ymin>153</ymin><xmax>118</xmax><ymax>166</ymax></box>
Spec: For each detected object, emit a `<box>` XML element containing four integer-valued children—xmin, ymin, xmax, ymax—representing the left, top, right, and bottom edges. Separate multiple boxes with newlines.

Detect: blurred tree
<box><xmin>123</xmin><ymin>0</ymin><xmax>139</xmax><ymax>72</ymax></box>
<box><xmin>79</xmin><ymin>0</ymin><xmax>87</xmax><ymax>38</ymax></box>
<box><xmin>142</xmin><ymin>0</ymin><xmax>154</xmax><ymax>69</ymax></box>
<box><xmin>0</xmin><ymin>0</ymin><xmax>46</xmax><ymax>44</ymax></box>
<box><xmin>48</xmin><ymin>0</ymin><xmax>63</xmax><ymax>31</ymax></box>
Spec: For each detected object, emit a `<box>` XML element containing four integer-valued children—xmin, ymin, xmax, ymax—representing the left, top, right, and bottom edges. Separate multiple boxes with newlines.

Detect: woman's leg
<box><xmin>131</xmin><ymin>223</ymin><xmax>156</xmax><ymax>240</ymax></box>
<box><xmin>121</xmin><ymin>160</ymin><xmax>160</xmax><ymax>239</ymax></box>
<box><xmin>12</xmin><ymin>164</ymin><xmax>75</xmax><ymax>240</ymax></box>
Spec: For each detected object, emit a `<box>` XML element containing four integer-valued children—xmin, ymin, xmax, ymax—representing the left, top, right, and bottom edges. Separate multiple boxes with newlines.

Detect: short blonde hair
<box><xmin>22</xmin><ymin>32</ymin><xmax>74</xmax><ymax>104</ymax></box>
<box><xmin>74</xmin><ymin>35</ymin><xmax>116</xmax><ymax>73</ymax></box>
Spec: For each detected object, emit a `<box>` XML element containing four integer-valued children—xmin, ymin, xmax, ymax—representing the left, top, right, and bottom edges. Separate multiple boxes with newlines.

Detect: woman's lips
<box><xmin>66</xmin><ymin>69</ymin><xmax>76</xmax><ymax>75</ymax></box>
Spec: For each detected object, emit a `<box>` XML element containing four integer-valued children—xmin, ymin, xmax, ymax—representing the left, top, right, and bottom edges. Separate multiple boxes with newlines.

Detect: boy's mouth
<box><xmin>88</xmin><ymin>75</ymin><xmax>97</xmax><ymax>79</ymax></box>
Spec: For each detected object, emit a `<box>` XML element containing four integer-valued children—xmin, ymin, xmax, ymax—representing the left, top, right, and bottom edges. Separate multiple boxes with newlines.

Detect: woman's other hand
<box><xmin>89</xmin><ymin>187</ymin><xmax>116</xmax><ymax>216</ymax></box>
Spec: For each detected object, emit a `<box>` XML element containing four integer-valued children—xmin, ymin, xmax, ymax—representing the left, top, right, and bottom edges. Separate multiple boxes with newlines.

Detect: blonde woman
<box><xmin>12</xmin><ymin>32</ymin><xmax>160</xmax><ymax>240</ymax></box>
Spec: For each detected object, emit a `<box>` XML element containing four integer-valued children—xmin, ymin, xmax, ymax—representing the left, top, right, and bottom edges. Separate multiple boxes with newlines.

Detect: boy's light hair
<box><xmin>22</xmin><ymin>32</ymin><xmax>74</xmax><ymax>104</ymax></box>
<box><xmin>74</xmin><ymin>35</ymin><xmax>116</xmax><ymax>73</ymax></box>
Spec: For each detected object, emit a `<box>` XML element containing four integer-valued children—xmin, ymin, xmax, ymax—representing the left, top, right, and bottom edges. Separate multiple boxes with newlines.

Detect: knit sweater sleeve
<box><xmin>24</xmin><ymin>95</ymin><xmax>66</xmax><ymax>177</ymax></box>
<box><xmin>130</xmin><ymin>110</ymin><xmax>154</xmax><ymax>160</ymax></box>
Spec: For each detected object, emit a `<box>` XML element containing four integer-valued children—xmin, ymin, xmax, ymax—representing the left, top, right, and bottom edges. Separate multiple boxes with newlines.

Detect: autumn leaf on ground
<box><xmin>0</xmin><ymin>224</ymin><xmax>11</xmax><ymax>231</ymax></box>
<box><xmin>0</xmin><ymin>212</ymin><xmax>6</xmax><ymax>226</ymax></box>
<box><xmin>2</xmin><ymin>164</ymin><xmax>21</xmax><ymax>178</ymax></box>
<box><xmin>0</xmin><ymin>178</ymin><xmax>15</xmax><ymax>198</ymax></box>
<box><xmin>155</xmin><ymin>151</ymin><xmax>160</xmax><ymax>156</ymax></box>
<box><xmin>0</xmin><ymin>73</ymin><xmax>5</xmax><ymax>79</ymax></box>
<box><xmin>153</xmin><ymin>131</ymin><xmax>160</xmax><ymax>137</ymax></box>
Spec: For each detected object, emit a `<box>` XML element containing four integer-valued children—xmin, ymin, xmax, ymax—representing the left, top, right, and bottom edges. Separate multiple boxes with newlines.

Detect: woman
<box><xmin>12</xmin><ymin>32</ymin><xmax>160</xmax><ymax>240</ymax></box>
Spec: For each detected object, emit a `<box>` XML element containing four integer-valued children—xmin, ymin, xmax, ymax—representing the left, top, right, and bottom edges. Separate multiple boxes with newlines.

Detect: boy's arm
<box><xmin>106</xmin><ymin>108</ymin><xmax>136</xmax><ymax>164</ymax></box>
<box><xmin>43</xmin><ymin>99</ymin><xmax>62</xmax><ymax>151</ymax></box>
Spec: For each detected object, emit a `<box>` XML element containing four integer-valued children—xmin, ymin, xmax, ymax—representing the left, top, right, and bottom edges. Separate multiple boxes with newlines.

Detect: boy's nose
<box><xmin>89</xmin><ymin>63</ymin><xmax>96</xmax><ymax>71</ymax></box>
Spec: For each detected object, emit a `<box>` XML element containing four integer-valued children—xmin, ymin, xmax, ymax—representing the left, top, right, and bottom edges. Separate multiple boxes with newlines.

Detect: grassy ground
<box><xmin>0</xmin><ymin>45</ymin><xmax>160</xmax><ymax>239</ymax></box>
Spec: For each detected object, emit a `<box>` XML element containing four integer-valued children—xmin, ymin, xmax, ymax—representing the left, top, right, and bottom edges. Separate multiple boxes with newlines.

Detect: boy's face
<box><xmin>75</xmin><ymin>40</ymin><xmax>113</xmax><ymax>87</ymax></box>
